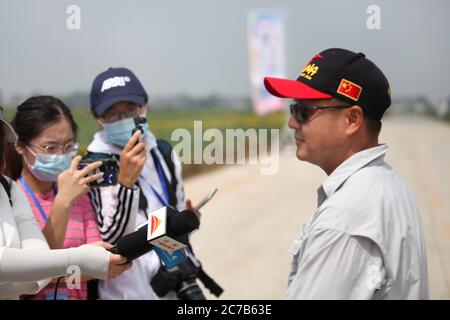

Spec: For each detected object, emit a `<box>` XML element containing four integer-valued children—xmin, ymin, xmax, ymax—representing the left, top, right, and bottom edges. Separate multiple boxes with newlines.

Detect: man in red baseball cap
<box><xmin>264</xmin><ymin>48</ymin><xmax>428</xmax><ymax>299</ymax></box>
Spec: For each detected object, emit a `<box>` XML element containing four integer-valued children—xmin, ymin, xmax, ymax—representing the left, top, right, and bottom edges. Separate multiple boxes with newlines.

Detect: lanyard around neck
<box><xmin>19</xmin><ymin>176</ymin><xmax>56</xmax><ymax>223</ymax></box>
<box><xmin>152</xmin><ymin>157</ymin><xmax>170</xmax><ymax>207</ymax></box>
<box><xmin>141</xmin><ymin>152</ymin><xmax>172</xmax><ymax>209</ymax></box>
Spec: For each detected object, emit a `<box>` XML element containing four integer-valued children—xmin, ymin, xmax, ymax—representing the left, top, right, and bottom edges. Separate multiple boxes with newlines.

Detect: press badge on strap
<box><xmin>153</xmin><ymin>247</ymin><xmax>187</xmax><ymax>269</ymax></box>
<box><xmin>45</xmin><ymin>292</ymin><xmax>68</xmax><ymax>300</ymax></box>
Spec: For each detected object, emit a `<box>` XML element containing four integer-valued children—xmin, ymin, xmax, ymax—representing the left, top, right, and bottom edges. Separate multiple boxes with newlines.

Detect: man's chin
<box><xmin>296</xmin><ymin>149</ymin><xmax>308</xmax><ymax>161</ymax></box>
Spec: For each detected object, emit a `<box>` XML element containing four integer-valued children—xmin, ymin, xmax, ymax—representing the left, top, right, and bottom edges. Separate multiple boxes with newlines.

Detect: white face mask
<box><xmin>25</xmin><ymin>147</ymin><xmax>75</xmax><ymax>182</ymax></box>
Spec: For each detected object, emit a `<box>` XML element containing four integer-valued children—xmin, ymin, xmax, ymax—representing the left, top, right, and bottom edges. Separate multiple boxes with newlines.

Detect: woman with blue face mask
<box><xmin>97</xmin><ymin>102</ymin><xmax>149</xmax><ymax>148</ymax></box>
<box><xmin>3</xmin><ymin>96</ymin><xmax>126</xmax><ymax>300</ymax></box>
<box><xmin>85</xmin><ymin>67</ymin><xmax>210</xmax><ymax>301</ymax></box>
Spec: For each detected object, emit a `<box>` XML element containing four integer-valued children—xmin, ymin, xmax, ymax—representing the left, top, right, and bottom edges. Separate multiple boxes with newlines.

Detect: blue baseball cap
<box><xmin>90</xmin><ymin>67</ymin><xmax>148</xmax><ymax>116</ymax></box>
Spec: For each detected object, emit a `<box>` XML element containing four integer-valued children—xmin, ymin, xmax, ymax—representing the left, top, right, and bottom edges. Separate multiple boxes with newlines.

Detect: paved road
<box><xmin>185</xmin><ymin>114</ymin><xmax>450</xmax><ymax>299</ymax></box>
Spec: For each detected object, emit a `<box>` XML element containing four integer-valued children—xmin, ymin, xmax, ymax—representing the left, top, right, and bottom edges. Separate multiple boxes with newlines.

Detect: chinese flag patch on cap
<box><xmin>337</xmin><ymin>79</ymin><xmax>362</xmax><ymax>101</ymax></box>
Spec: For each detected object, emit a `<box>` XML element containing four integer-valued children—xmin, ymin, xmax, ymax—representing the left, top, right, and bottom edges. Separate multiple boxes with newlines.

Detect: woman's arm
<box><xmin>10</xmin><ymin>178</ymin><xmax>52</xmax><ymax>293</ymax></box>
<box><xmin>41</xmin><ymin>196</ymin><xmax>71</xmax><ymax>249</ymax></box>
<box><xmin>42</xmin><ymin>156</ymin><xmax>104</xmax><ymax>249</ymax></box>
<box><xmin>0</xmin><ymin>181</ymin><xmax>112</xmax><ymax>298</ymax></box>
<box><xmin>49</xmin><ymin>274</ymin><xmax>93</xmax><ymax>284</ymax></box>
<box><xmin>0</xmin><ymin>245</ymin><xmax>110</xmax><ymax>283</ymax></box>
<box><xmin>0</xmin><ymin>282</ymin><xmax>41</xmax><ymax>299</ymax></box>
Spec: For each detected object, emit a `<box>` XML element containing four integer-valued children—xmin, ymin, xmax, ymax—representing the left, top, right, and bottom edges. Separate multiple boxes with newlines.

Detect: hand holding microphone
<box><xmin>109</xmin><ymin>207</ymin><xmax>200</xmax><ymax>261</ymax></box>
<box><xmin>89</xmin><ymin>241</ymin><xmax>132</xmax><ymax>279</ymax></box>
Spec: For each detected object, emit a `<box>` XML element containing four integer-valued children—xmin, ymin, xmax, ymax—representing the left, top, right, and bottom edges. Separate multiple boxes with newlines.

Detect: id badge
<box><xmin>154</xmin><ymin>247</ymin><xmax>187</xmax><ymax>269</ymax></box>
<box><xmin>45</xmin><ymin>292</ymin><xmax>68</xmax><ymax>300</ymax></box>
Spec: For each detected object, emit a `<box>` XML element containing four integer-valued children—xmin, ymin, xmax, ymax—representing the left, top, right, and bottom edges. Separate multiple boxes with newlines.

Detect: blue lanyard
<box><xmin>147</xmin><ymin>157</ymin><xmax>170</xmax><ymax>208</ymax></box>
<box><xmin>19</xmin><ymin>176</ymin><xmax>56</xmax><ymax>223</ymax></box>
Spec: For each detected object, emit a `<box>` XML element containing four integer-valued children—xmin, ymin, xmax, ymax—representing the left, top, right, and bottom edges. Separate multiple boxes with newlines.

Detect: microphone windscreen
<box><xmin>168</xmin><ymin>210</ymin><xmax>200</xmax><ymax>236</ymax></box>
<box><xmin>113</xmin><ymin>225</ymin><xmax>153</xmax><ymax>261</ymax></box>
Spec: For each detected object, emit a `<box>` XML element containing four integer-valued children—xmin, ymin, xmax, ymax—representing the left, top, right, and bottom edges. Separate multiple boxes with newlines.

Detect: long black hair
<box><xmin>4</xmin><ymin>96</ymin><xmax>78</xmax><ymax>180</ymax></box>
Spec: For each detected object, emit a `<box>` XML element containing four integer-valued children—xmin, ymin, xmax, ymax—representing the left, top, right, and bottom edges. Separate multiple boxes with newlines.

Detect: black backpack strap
<box><xmin>0</xmin><ymin>175</ymin><xmax>12</xmax><ymax>206</ymax></box>
<box><xmin>156</xmin><ymin>139</ymin><xmax>179</xmax><ymax>208</ymax></box>
<box><xmin>135</xmin><ymin>180</ymin><xmax>149</xmax><ymax>213</ymax></box>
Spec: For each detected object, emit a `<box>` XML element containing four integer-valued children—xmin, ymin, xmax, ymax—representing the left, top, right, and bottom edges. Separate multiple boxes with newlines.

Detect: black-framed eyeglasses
<box><xmin>289</xmin><ymin>102</ymin><xmax>352</xmax><ymax>123</ymax></box>
<box><xmin>100</xmin><ymin>104</ymin><xmax>143</xmax><ymax>123</ymax></box>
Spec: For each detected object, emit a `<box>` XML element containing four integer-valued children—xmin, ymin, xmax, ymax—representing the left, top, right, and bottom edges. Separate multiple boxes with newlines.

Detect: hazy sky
<box><xmin>0</xmin><ymin>0</ymin><xmax>449</xmax><ymax>105</ymax></box>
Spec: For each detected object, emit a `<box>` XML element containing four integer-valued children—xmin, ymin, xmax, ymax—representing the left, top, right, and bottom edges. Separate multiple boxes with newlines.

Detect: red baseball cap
<box><xmin>264</xmin><ymin>48</ymin><xmax>391</xmax><ymax>121</ymax></box>
<box><xmin>264</xmin><ymin>77</ymin><xmax>332</xmax><ymax>100</ymax></box>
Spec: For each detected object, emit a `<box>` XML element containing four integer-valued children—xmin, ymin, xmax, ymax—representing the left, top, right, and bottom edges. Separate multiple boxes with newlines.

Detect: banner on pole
<box><xmin>248</xmin><ymin>10</ymin><xmax>286</xmax><ymax>115</ymax></box>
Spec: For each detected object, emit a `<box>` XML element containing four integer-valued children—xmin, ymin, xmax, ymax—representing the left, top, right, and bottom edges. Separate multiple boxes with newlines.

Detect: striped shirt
<box><xmin>87</xmin><ymin>130</ymin><xmax>186</xmax><ymax>299</ymax></box>
<box><xmin>19</xmin><ymin>183</ymin><xmax>101</xmax><ymax>300</ymax></box>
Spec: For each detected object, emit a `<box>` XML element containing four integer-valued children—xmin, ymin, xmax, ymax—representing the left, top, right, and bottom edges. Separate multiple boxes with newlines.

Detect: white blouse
<box><xmin>0</xmin><ymin>177</ymin><xmax>110</xmax><ymax>299</ymax></box>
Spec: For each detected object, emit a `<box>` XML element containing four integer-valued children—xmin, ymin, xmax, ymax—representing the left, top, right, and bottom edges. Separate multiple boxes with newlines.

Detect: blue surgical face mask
<box><xmin>102</xmin><ymin>116</ymin><xmax>149</xmax><ymax>147</ymax></box>
<box><xmin>25</xmin><ymin>147</ymin><xmax>75</xmax><ymax>182</ymax></box>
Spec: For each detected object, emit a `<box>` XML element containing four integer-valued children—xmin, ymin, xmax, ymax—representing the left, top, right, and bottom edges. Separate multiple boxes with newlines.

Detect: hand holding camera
<box><xmin>56</xmin><ymin>155</ymin><xmax>104</xmax><ymax>206</ymax></box>
<box><xmin>77</xmin><ymin>156</ymin><xmax>119</xmax><ymax>188</ymax></box>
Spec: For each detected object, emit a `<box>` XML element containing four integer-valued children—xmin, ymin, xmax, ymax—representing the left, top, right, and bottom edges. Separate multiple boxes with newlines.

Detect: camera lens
<box><xmin>176</xmin><ymin>279</ymin><xmax>206</xmax><ymax>300</ymax></box>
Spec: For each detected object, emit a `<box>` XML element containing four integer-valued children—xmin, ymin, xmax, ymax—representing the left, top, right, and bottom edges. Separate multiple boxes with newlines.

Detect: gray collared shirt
<box><xmin>285</xmin><ymin>144</ymin><xmax>429</xmax><ymax>299</ymax></box>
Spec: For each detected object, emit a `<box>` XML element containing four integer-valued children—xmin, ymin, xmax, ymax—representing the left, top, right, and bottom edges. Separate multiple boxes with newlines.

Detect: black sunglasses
<box><xmin>289</xmin><ymin>102</ymin><xmax>352</xmax><ymax>123</ymax></box>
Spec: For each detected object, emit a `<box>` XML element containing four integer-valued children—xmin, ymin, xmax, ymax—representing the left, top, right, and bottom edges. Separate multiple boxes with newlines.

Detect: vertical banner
<box><xmin>248</xmin><ymin>9</ymin><xmax>286</xmax><ymax>115</ymax></box>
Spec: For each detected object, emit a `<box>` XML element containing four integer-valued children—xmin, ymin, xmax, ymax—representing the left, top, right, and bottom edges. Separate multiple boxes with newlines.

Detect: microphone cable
<box><xmin>53</xmin><ymin>276</ymin><xmax>64</xmax><ymax>300</ymax></box>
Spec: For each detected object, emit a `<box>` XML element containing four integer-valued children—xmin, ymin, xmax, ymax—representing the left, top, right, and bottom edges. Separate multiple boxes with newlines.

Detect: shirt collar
<box><xmin>319</xmin><ymin>144</ymin><xmax>389</xmax><ymax>199</ymax></box>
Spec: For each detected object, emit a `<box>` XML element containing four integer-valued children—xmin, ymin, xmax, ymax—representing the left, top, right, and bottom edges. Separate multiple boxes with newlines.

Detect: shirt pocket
<box><xmin>288</xmin><ymin>223</ymin><xmax>312</xmax><ymax>264</ymax></box>
<box><xmin>287</xmin><ymin>226</ymin><xmax>311</xmax><ymax>283</ymax></box>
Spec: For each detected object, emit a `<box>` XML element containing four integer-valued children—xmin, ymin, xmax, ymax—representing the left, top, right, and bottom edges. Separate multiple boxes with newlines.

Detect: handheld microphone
<box><xmin>109</xmin><ymin>224</ymin><xmax>151</xmax><ymax>260</ymax></box>
<box><xmin>110</xmin><ymin>207</ymin><xmax>199</xmax><ymax>261</ymax></box>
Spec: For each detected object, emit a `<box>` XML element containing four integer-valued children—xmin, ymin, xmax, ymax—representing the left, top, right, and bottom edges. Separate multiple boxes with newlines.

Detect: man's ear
<box><xmin>141</xmin><ymin>104</ymin><xmax>148</xmax><ymax>117</ymax></box>
<box><xmin>95</xmin><ymin>118</ymin><xmax>104</xmax><ymax>129</ymax></box>
<box><xmin>15</xmin><ymin>140</ymin><xmax>26</xmax><ymax>156</ymax></box>
<box><xmin>91</xmin><ymin>110</ymin><xmax>104</xmax><ymax>129</ymax></box>
<box><xmin>345</xmin><ymin>105</ymin><xmax>364</xmax><ymax>136</ymax></box>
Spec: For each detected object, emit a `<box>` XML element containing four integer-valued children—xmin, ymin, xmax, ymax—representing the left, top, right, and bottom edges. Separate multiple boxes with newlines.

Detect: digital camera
<box><xmin>150</xmin><ymin>257</ymin><xmax>206</xmax><ymax>300</ymax></box>
<box><xmin>77</xmin><ymin>156</ymin><xmax>119</xmax><ymax>187</ymax></box>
